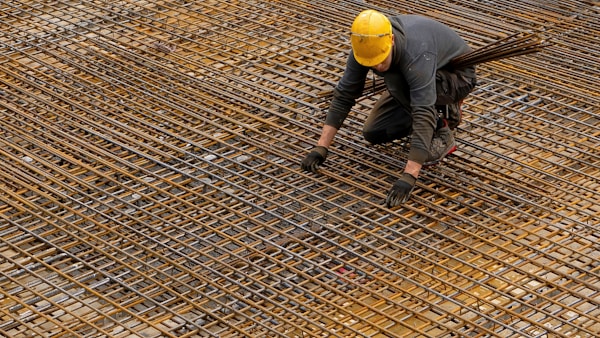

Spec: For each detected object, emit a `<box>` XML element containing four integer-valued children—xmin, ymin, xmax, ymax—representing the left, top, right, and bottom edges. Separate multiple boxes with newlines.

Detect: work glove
<box><xmin>301</xmin><ymin>146</ymin><xmax>328</xmax><ymax>173</ymax></box>
<box><xmin>385</xmin><ymin>173</ymin><xmax>417</xmax><ymax>208</ymax></box>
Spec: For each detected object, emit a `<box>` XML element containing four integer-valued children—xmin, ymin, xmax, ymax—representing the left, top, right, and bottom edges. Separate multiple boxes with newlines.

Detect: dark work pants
<box><xmin>362</xmin><ymin>66</ymin><xmax>476</xmax><ymax>145</ymax></box>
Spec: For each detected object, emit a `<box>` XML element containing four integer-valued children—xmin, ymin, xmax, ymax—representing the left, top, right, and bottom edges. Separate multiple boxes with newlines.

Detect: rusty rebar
<box><xmin>0</xmin><ymin>0</ymin><xmax>599</xmax><ymax>337</ymax></box>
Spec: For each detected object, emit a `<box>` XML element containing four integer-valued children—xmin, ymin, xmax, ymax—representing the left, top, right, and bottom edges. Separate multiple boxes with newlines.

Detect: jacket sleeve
<box><xmin>408</xmin><ymin>105</ymin><xmax>436</xmax><ymax>164</ymax></box>
<box><xmin>324</xmin><ymin>53</ymin><xmax>369</xmax><ymax>129</ymax></box>
<box><xmin>405</xmin><ymin>51</ymin><xmax>438</xmax><ymax>164</ymax></box>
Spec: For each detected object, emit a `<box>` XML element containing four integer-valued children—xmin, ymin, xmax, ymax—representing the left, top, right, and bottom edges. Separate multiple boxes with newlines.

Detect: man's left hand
<box><xmin>385</xmin><ymin>173</ymin><xmax>417</xmax><ymax>207</ymax></box>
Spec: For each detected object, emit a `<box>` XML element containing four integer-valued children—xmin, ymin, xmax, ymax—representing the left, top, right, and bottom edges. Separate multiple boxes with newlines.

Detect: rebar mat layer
<box><xmin>0</xmin><ymin>0</ymin><xmax>598</xmax><ymax>337</ymax></box>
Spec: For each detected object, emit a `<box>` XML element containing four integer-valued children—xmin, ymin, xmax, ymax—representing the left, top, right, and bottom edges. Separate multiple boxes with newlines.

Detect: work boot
<box><xmin>423</xmin><ymin>121</ymin><xmax>457</xmax><ymax>166</ymax></box>
<box><xmin>436</xmin><ymin>100</ymin><xmax>463</xmax><ymax>130</ymax></box>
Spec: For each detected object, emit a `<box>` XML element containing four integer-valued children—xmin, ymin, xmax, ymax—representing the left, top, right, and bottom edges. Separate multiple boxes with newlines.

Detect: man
<box><xmin>301</xmin><ymin>9</ymin><xmax>477</xmax><ymax>207</ymax></box>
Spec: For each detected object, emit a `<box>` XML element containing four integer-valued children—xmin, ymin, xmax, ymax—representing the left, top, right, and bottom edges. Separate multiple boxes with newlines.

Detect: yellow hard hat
<box><xmin>350</xmin><ymin>10</ymin><xmax>393</xmax><ymax>67</ymax></box>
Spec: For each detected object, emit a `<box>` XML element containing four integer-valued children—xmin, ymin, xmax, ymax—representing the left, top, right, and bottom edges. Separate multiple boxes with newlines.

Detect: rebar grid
<box><xmin>0</xmin><ymin>0</ymin><xmax>599</xmax><ymax>337</ymax></box>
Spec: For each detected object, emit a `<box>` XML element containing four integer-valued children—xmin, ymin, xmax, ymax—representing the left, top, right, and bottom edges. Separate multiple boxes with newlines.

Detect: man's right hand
<box><xmin>301</xmin><ymin>146</ymin><xmax>328</xmax><ymax>173</ymax></box>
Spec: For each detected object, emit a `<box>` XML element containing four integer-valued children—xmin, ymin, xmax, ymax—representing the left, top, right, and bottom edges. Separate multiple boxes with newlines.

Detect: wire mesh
<box><xmin>0</xmin><ymin>0</ymin><xmax>598</xmax><ymax>337</ymax></box>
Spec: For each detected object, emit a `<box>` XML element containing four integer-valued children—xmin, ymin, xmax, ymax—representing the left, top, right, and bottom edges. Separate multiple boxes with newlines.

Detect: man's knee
<box><xmin>363</xmin><ymin>127</ymin><xmax>411</xmax><ymax>145</ymax></box>
<box><xmin>363</xmin><ymin>129</ymin><xmax>388</xmax><ymax>145</ymax></box>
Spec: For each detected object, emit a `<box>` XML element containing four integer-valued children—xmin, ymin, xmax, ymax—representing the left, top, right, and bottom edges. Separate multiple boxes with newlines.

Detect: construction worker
<box><xmin>301</xmin><ymin>9</ymin><xmax>477</xmax><ymax>207</ymax></box>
